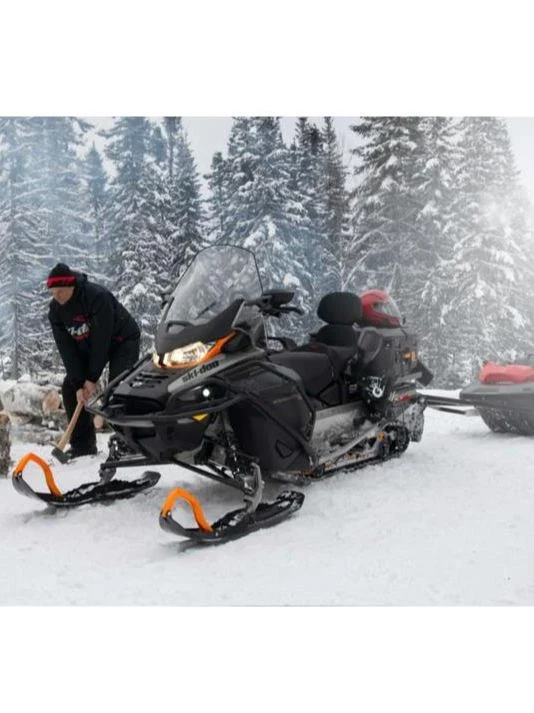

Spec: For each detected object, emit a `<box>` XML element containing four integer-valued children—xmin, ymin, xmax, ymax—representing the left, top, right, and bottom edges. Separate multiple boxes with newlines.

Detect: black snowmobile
<box><xmin>425</xmin><ymin>357</ymin><xmax>534</xmax><ymax>436</ymax></box>
<box><xmin>85</xmin><ymin>244</ymin><xmax>432</xmax><ymax>543</ymax></box>
<box><xmin>12</xmin><ymin>245</ymin><xmax>432</xmax><ymax>544</ymax></box>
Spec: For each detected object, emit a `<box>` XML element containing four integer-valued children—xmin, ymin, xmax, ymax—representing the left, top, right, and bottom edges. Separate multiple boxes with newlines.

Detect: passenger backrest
<box><xmin>314</xmin><ymin>292</ymin><xmax>362</xmax><ymax>348</ymax></box>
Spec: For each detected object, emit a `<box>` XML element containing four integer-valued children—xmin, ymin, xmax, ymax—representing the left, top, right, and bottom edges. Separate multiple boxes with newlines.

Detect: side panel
<box><xmin>227</xmin><ymin>363</ymin><xmax>314</xmax><ymax>474</ymax></box>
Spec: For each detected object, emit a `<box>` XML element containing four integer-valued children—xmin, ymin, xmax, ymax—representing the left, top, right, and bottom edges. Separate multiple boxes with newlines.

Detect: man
<box><xmin>47</xmin><ymin>263</ymin><xmax>141</xmax><ymax>458</ymax></box>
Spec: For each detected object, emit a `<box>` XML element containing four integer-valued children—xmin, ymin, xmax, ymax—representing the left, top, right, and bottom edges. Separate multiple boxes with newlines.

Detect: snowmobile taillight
<box><xmin>160</xmin><ymin>487</ymin><xmax>213</xmax><ymax>532</ymax></box>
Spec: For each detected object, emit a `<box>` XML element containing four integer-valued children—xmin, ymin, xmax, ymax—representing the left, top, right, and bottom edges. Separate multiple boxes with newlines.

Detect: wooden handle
<box><xmin>55</xmin><ymin>401</ymin><xmax>84</xmax><ymax>451</ymax></box>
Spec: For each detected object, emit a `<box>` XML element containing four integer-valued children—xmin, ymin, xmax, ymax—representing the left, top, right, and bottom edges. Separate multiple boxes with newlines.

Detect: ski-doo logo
<box><xmin>182</xmin><ymin>359</ymin><xmax>221</xmax><ymax>384</ymax></box>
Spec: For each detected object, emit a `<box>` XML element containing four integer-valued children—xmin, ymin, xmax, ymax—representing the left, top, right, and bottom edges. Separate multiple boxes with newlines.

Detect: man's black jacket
<box><xmin>48</xmin><ymin>272</ymin><xmax>140</xmax><ymax>389</ymax></box>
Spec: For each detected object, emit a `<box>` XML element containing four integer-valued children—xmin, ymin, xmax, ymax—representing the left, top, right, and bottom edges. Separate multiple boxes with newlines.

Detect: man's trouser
<box><xmin>62</xmin><ymin>337</ymin><xmax>140</xmax><ymax>451</ymax></box>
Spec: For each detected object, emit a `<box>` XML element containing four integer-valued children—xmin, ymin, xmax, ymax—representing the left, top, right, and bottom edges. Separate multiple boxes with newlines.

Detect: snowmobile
<box><xmin>12</xmin><ymin>244</ymin><xmax>432</xmax><ymax>544</ymax></box>
<box><xmin>424</xmin><ymin>356</ymin><xmax>534</xmax><ymax>435</ymax></box>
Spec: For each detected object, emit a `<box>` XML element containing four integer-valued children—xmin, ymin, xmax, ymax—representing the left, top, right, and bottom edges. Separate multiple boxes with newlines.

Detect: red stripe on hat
<box><xmin>47</xmin><ymin>275</ymin><xmax>76</xmax><ymax>287</ymax></box>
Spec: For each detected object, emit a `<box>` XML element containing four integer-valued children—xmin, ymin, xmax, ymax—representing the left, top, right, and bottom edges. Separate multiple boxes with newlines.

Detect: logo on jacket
<box><xmin>67</xmin><ymin>321</ymin><xmax>90</xmax><ymax>341</ymax></box>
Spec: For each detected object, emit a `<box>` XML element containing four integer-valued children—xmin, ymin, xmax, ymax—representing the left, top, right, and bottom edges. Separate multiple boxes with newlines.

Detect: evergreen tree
<box><xmin>349</xmin><ymin>117</ymin><xmax>427</xmax><ymax>311</ymax></box>
<box><xmin>150</xmin><ymin>124</ymin><xmax>167</xmax><ymax>168</ymax></box>
<box><xmin>205</xmin><ymin>151</ymin><xmax>227</xmax><ymax>241</ymax></box>
<box><xmin>163</xmin><ymin>117</ymin><xmax>180</xmax><ymax>178</ymax></box>
<box><xmin>208</xmin><ymin>117</ymin><xmax>314</xmax><ymax>337</ymax></box>
<box><xmin>0</xmin><ymin>117</ymin><xmax>91</xmax><ymax>378</ymax></box>
<box><xmin>102</xmin><ymin>117</ymin><xmax>171</xmax><ymax>351</ymax></box>
<box><xmin>29</xmin><ymin>117</ymin><xmax>93</xmax><ymax>266</ymax></box>
<box><xmin>166</xmin><ymin>121</ymin><xmax>206</xmax><ymax>280</ymax></box>
<box><xmin>435</xmin><ymin>117</ymin><xmax>534</xmax><ymax>385</ymax></box>
<box><xmin>320</xmin><ymin>116</ymin><xmax>352</xmax><ymax>294</ymax></box>
<box><xmin>410</xmin><ymin>117</ymin><xmax>461</xmax><ymax>377</ymax></box>
<box><xmin>217</xmin><ymin>117</ymin><xmax>256</xmax><ymax>243</ymax></box>
<box><xmin>286</xmin><ymin>117</ymin><xmax>326</xmax><ymax>329</ymax></box>
<box><xmin>0</xmin><ymin>118</ymin><xmax>34</xmax><ymax>377</ymax></box>
<box><xmin>83</xmin><ymin>144</ymin><xmax>108</xmax><ymax>278</ymax></box>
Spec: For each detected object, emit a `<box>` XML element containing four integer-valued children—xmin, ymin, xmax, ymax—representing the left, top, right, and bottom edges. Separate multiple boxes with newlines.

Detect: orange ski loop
<box><xmin>12</xmin><ymin>452</ymin><xmax>62</xmax><ymax>497</ymax></box>
<box><xmin>160</xmin><ymin>487</ymin><xmax>213</xmax><ymax>532</ymax></box>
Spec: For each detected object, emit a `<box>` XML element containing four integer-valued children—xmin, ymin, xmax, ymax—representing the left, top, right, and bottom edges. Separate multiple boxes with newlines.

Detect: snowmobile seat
<box><xmin>313</xmin><ymin>292</ymin><xmax>362</xmax><ymax>348</ymax></box>
<box><xmin>269</xmin><ymin>345</ymin><xmax>354</xmax><ymax>406</ymax></box>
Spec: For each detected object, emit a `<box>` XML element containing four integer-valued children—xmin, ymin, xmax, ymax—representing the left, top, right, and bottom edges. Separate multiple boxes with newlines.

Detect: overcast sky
<box><xmin>86</xmin><ymin>117</ymin><xmax>534</xmax><ymax>202</ymax></box>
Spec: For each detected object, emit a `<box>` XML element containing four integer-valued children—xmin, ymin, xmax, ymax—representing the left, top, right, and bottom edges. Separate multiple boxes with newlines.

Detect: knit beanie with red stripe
<box><xmin>46</xmin><ymin>263</ymin><xmax>77</xmax><ymax>288</ymax></box>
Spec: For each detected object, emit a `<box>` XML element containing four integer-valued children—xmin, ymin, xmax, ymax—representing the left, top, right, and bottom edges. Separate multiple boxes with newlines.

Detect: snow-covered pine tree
<box><xmin>165</xmin><ymin>119</ymin><xmax>206</xmax><ymax>281</ymax></box>
<box><xmin>0</xmin><ymin>117</ymin><xmax>92</xmax><ymax>378</ymax></box>
<box><xmin>490</xmin><ymin>120</ymin><xmax>534</xmax><ymax>353</ymax></box>
<box><xmin>205</xmin><ymin>151</ymin><xmax>227</xmax><ymax>242</ymax></box>
<box><xmin>411</xmin><ymin>117</ymin><xmax>461</xmax><ymax>377</ymax></box>
<box><xmin>286</xmin><ymin>117</ymin><xmax>325</xmax><ymax>332</ymax></box>
<box><xmin>435</xmin><ymin>117</ymin><xmax>532</xmax><ymax>385</ymax></box>
<box><xmin>29</xmin><ymin>117</ymin><xmax>93</xmax><ymax>267</ymax></box>
<box><xmin>515</xmin><ymin>192</ymin><xmax>534</xmax><ymax>344</ymax></box>
<box><xmin>163</xmin><ymin>117</ymin><xmax>178</xmax><ymax>179</ymax></box>
<box><xmin>150</xmin><ymin>124</ymin><xmax>167</xmax><ymax>169</ymax></box>
<box><xmin>0</xmin><ymin>118</ymin><xmax>33</xmax><ymax>378</ymax></box>
<box><xmin>348</xmin><ymin>117</ymin><xmax>427</xmax><ymax>315</ymax></box>
<box><xmin>217</xmin><ymin>117</ymin><xmax>256</xmax><ymax>244</ymax></box>
<box><xmin>220</xmin><ymin>117</ymin><xmax>314</xmax><ymax>339</ymax></box>
<box><xmin>83</xmin><ymin>143</ymin><xmax>109</xmax><ymax>282</ymax></box>
<box><xmin>319</xmin><ymin>117</ymin><xmax>352</xmax><ymax>295</ymax></box>
<box><xmin>224</xmin><ymin>117</ymin><xmax>313</xmax><ymax>337</ymax></box>
<box><xmin>102</xmin><ymin>117</ymin><xmax>171</xmax><ymax>352</ymax></box>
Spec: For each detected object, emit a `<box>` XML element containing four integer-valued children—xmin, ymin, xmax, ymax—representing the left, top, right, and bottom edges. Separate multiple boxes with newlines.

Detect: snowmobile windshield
<box><xmin>163</xmin><ymin>245</ymin><xmax>263</xmax><ymax>329</ymax></box>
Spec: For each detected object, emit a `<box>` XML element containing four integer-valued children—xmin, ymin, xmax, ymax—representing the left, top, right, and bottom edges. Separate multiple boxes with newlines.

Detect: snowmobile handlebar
<box><xmin>246</xmin><ymin>293</ymin><xmax>304</xmax><ymax>318</ymax></box>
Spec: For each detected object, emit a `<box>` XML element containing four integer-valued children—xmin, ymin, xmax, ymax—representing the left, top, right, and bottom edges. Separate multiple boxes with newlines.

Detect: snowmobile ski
<box><xmin>12</xmin><ymin>452</ymin><xmax>160</xmax><ymax>507</ymax></box>
<box><xmin>159</xmin><ymin>486</ymin><xmax>305</xmax><ymax>544</ymax></box>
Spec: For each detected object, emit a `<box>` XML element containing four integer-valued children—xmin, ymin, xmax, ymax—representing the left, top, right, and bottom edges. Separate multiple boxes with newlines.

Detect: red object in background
<box><xmin>360</xmin><ymin>289</ymin><xmax>403</xmax><ymax>327</ymax></box>
<box><xmin>479</xmin><ymin>362</ymin><xmax>534</xmax><ymax>384</ymax></box>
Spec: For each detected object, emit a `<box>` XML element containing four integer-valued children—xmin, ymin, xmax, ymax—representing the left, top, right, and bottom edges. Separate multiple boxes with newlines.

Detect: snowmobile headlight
<box><xmin>154</xmin><ymin>341</ymin><xmax>216</xmax><ymax>368</ymax></box>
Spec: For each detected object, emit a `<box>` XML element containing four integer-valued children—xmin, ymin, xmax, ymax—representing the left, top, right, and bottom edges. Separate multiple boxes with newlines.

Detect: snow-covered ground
<box><xmin>1</xmin><ymin>403</ymin><xmax>533</xmax><ymax>606</ymax></box>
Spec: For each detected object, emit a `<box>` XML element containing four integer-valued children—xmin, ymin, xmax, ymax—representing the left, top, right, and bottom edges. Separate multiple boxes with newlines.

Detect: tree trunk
<box><xmin>0</xmin><ymin>412</ymin><xmax>11</xmax><ymax>477</ymax></box>
<box><xmin>0</xmin><ymin>382</ymin><xmax>62</xmax><ymax>421</ymax></box>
